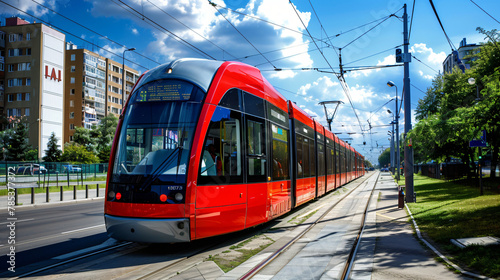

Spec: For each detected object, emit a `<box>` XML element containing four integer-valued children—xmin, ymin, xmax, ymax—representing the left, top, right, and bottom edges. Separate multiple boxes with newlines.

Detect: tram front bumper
<box><xmin>105</xmin><ymin>215</ymin><xmax>190</xmax><ymax>243</ymax></box>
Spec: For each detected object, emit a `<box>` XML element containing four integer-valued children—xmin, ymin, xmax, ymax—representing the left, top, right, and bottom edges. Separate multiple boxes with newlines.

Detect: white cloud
<box><xmin>419</xmin><ymin>70</ymin><xmax>433</xmax><ymax>80</ymax></box>
<box><xmin>1</xmin><ymin>0</ymin><xmax>56</xmax><ymax>17</ymax></box>
<box><xmin>411</xmin><ymin>43</ymin><xmax>446</xmax><ymax>66</ymax></box>
<box><xmin>86</xmin><ymin>0</ymin><xmax>314</xmax><ymax>79</ymax></box>
<box><xmin>132</xmin><ymin>28</ymin><xmax>139</xmax><ymax>35</ymax></box>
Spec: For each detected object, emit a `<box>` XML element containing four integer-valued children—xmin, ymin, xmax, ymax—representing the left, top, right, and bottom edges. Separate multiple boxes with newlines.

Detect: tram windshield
<box><xmin>111</xmin><ymin>79</ymin><xmax>204</xmax><ymax>183</ymax></box>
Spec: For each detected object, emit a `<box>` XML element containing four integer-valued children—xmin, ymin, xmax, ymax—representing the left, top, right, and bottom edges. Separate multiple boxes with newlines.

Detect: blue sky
<box><xmin>2</xmin><ymin>0</ymin><xmax>499</xmax><ymax>164</ymax></box>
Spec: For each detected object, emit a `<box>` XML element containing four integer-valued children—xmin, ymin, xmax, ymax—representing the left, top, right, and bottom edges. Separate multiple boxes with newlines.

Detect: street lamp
<box><xmin>387</xmin><ymin>81</ymin><xmax>400</xmax><ymax>181</ymax></box>
<box><xmin>468</xmin><ymin>77</ymin><xmax>480</xmax><ymax>100</ymax></box>
<box><xmin>122</xmin><ymin>47</ymin><xmax>136</xmax><ymax>111</ymax></box>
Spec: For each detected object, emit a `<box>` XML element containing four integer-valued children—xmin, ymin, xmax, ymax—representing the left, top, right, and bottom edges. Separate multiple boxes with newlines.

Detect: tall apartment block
<box><xmin>1</xmin><ymin>17</ymin><xmax>141</xmax><ymax>158</ymax></box>
<box><xmin>0</xmin><ymin>17</ymin><xmax>65</xmax><ymax>159</ymax></box>
<box><xmin>65</xmin><ymin>46</ymin><xmax>139</xmax><ymax>143</ymax></box>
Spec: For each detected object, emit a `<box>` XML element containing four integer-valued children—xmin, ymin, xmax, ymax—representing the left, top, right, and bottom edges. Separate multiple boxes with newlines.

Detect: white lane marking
<box><xmin>61</xmin><ymin>224</ymin><xmax>104</xmax><ymax>235</ymax></box>
<box><xmin>53</xmin><ymin>238</ymin><xmax>119</xmax><ymax>260</ymax></box>
<box><xmin>0</xmin><ymin>218</ymin><xmax>35</xmax><ymax>225</ymax></box>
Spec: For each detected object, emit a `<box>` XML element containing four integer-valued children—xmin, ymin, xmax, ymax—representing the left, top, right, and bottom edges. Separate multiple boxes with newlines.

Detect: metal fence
<box><xmin>415</xmin><ymin>162</ymin><xmax>498</xmax><ymax>180</ymax></box>
<box><xmin>0</xmin><ymin>161</ymin><xmax>108</xmax><ymax>187</ymax></box>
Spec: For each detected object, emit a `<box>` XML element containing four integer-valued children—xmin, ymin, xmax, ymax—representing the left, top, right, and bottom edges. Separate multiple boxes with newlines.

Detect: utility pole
<box><xmin>403</xmin><ymin>4</ymin><xmax>414</xmax><ymax>202</ymax></box>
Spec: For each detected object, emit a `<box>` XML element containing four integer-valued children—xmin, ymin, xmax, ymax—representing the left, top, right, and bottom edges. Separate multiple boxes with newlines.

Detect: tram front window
<box><xmin>111</xmin><ymin>79</ymin><xmax>203</xmax><ymax>183</ymax></box>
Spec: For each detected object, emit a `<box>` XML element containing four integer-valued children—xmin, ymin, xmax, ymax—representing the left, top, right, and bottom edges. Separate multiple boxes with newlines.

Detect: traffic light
<box><xmin>396</xmin><ymin>48</ymin><xmax>403</xmax><ymax>63</ymax></box>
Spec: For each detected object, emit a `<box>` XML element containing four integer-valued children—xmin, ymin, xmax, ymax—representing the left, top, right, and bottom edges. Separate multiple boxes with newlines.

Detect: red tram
<box><xmin>104</xmin><ymin>59</ymin><xmax>365</xmax><ymax>243</ymax></box>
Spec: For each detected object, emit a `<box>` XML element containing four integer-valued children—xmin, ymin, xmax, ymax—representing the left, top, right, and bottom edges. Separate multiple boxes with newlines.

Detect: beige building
<box><xmin>64</xmin><ymin>46</ymin><xmax>139</xmax><ymax>143</ymax></box>
<box><xmin>1</xmin><ymin>17</ymin><xmax>65</xmax><ymax>159</ymax></box>
<box><xmin>106</xmin><ymin>58</ymin><xmax>139</xmax><ymax>117</ymax></box>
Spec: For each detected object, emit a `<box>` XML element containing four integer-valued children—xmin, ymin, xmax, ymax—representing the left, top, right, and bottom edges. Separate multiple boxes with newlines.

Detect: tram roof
<box><xmin>135</xmin><ymin>58</ymin><xmax>224</xmax><ymax>93</ymax></box>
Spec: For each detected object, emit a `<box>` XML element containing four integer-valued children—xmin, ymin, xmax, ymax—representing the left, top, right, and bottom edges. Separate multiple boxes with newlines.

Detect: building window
<box><xmin>70</xmin><ymin>112</ymin><xmax>75</xmax><ymax>119</ymax></box>
<box><xmin>8</xmin><ymin>94</ymin><xmax>13</xmax><ymax>102</ymax></box>
<box><xmin>26</xmin><ymin>33</ymin><xmax>31</xmax><ymax>41</ymax></box>
<box><xmin>70</xmin><ymin>124</ymin><xmax>75</xmax><ymax>130</ymax></box>
<box><xmin>70</xmin><ymin>89</ymin><xmax>75</xmax><ymax>95</ymax></box>
<box><xmin>70</xmin><ymin>100</ymin><xmax>74</xmax><ymax>107</ymax></box>
<box><xmin>0</xmin><ymin>63</ymin><xmax>3</xmax><ymax>71</ymax></box>
<box><xmin>24</xmin><ymin>108</ymin><xmax>30</xmax><ymax>116</ymax></box>
<box><xmin>71</xmin><ymin>54</ymin><xmax>76</xmax><ymax>61</ymax></box>
<box><xmin>17</xmin><ymin>93</ymin><xmax>22</xmax><ymax>101</ymax></box>
<box><xmin>25</xmin><ymin>93</ymin><xmax>30</xmax><ymax>101</ymax></box>
<box><xmin>70</xmin><ymin>77</ymin><xmax>75</xmax><ymax>84</ymax></box>
<box><xmin>9</xmin><ymin>34</ymin><xmax>16</xmax><ymax>42</ymax></box>
<box><xmin>26</xmin><ymin>78</ymin><xmax>31</xmax><ymax>86</ymax></box>
<box><xmin>26</xmin><ymin>48</ymin><xmax>31</xmax><ymax>55</ymax></box>
<box><xmin>71</xmin><ymin>65</ymin><xmax>76</xmax><ymax>72</ymax></box>
<box><xmin>8</xmin><ymin>64</ymin><xmax>14</xmax><ymax>72</ymax></box>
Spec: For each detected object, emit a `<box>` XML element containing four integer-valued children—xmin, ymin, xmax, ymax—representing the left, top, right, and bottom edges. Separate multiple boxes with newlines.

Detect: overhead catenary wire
<box><xmin>411</xmin><ymin>55</ymin><xmax>440</xmax><ymax>74</ymax></box>
<box><xmin>0</xmin><ymin>0</ymin><xmax>150</xmax><ymax>70</ymax></box>
<box><xmin>408</xmin><ymin>0</ymin><xmax>416</xmax><ymax>41</ymax></box>
<box><xmin>208</xmin><ymin>1</ymin><xmax>277</xmax><ymax>69</ymax></box>
<box><xmin>469</xmin><ymin>0</ymin><xmax>500</xmax><ymax>25</ymax></box>
<box><xmin>115</xmin><ymin>0</ymin><xmax>216</xmax><ymax>60</ymax></box>
<box><xmin>288</xmin><ymin>0</ymin><xmax>366</xmax><ymax>138</ymax></box>
<box><xmin>428</xmin><ymin>0</ymin><xmax>456</xmax><ymax>51</ymax></box>
<box><xmin>146</xmin><ymin>0</ymin><xmax>239</xmax><ymax>60</ymax></box>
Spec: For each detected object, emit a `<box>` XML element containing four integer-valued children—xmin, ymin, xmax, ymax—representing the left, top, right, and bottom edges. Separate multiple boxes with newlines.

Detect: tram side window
<box><xmin>247</xmin><ymin>118</ymin><xmax>267</xmax><ymax>182</ymax></box>
<box><xmin>303</xmin><ymin>138</ymin><xmax>310</xmax><ymax>177</ymax></box>
<box><xmin>199</xmin><ymin>107</ymin><xmax>242</xmax><ymax>184</ymax></box>
<box><xmin>309</xmin><ymin>139</ymin><xmax>316</xmax><ymax>177</ymax></box>
<box><xmin>327</xmin><ymin>147</ymin><xmax>334</xmax><ymax>175</ymax></box>
<box><xmin>296</xmin><ymin>135</ymin><xmax>304</xmax><ymax>178</ymax></box>
<box><xmin>318</xmin><ymin>143</ymin><xmax>325</xmax><ymax>176</ymax></box>
<box><xmin>271</xmin><ymin>124</ymin><xmax>289</xmax><ymax>181</ymax></box>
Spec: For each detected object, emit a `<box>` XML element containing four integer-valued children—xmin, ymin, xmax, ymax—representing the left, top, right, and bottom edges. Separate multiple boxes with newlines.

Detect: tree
<box><xmin>378</xmin><ymin>148</ymin><xmax>391</xmax><ymax>168</ymax></box>
<box><xmin>43</xmin><ymin>132</ymin><xmax>62</xmax><ymax>162</ymax></box>
<box><xmin>5</xmin><ymin>116</ymin><xmax>32</xmax><ymax>161</ymax></box>
<box><xmin>95</xmin><ymin>114</ymin><xmax>118</xmax><ymax>162</ymax></box>
<box><xmin>60</xmin><ymin>143</ymin><xmax>99</xmax><ymax>164</ymax></box>
<box><xmin>415</xmin><ymin>75</ymin><xmax>444</xmax><ymax>121</ymax></box>
<box><xmin>411</xmin><ymin>28</ymin><xmax>500</xmax><ymax>179</ymax></box>
<box><xmin>72</xmin><ymin>126</ymin><xmax>97</xmax><ymax>152</ymax></box>
<box><xmin>24</xmin><ymin>149</ymin><xmax>38</xmax><ymax>161</ymax></box>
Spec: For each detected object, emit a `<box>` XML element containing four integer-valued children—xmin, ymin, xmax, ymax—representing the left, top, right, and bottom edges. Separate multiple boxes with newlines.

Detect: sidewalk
<box><xmin>367</xmin><ymin>173</ymin><xmax>469</xmax><ymax>280</ymax></box>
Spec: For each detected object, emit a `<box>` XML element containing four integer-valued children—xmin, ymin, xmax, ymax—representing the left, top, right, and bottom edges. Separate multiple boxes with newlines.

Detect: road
<box><xmin>0</xmin><ymin>201</ymin><xmax>108</xmax><ymax>276</ymax></box>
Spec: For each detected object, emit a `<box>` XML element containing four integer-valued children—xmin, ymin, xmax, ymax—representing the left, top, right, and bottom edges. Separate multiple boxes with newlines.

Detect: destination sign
<box><xmin>136</xmin><ymin>81</ymin><xmax>193</xmax><ymax>102</ymax></box>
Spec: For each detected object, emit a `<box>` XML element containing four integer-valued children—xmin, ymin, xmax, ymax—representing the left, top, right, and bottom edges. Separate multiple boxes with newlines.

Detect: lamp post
<box><xmin>387</xmin><ymin>81</ymin><xmax>400</xmax><ymax>181</ymax></box>
<box><xmin>122</xmin><ymin>48</ymin><xmax>136</xmax><ymax>111</ymax></box>
<box><xmin>388</xmin><ymin>110</ymin><xmax>395</xmax><ymax>175</ymax></box>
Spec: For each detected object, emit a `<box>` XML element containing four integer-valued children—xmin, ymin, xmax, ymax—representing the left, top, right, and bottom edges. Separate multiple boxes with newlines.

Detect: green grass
<box><xmin>406</xmin><ymin>174</ymin><xmax>500</xmax><ymax>278</ymax></box>
<box><xmin>207</xmin><ymin>234</ymin><xmax>274</xmax><ymax>273</ymax></box>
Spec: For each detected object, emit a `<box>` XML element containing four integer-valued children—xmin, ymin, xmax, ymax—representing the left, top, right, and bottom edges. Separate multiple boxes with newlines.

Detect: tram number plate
<box><xmin>167</xmin><ymin>186</ymin><xmax>183</xmax><ymax>191</ymax></box>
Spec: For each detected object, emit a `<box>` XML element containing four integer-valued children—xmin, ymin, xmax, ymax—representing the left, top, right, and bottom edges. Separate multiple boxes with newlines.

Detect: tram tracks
<box><xmin>239</xmin><ymin>171</ymin><xmax>379</xmax><ymax>280</ymax></box>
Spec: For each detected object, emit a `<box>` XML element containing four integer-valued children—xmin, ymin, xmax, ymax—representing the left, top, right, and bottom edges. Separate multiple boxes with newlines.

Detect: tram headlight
<box><xmin>108</xmin><ymin>191</ymin><xmax>115</xmax><ymax>199</ymax></box>
<box><xmin>175</xmin><ymin>193</ymin><xmax>183</xmax><ymax>201</ymax></box>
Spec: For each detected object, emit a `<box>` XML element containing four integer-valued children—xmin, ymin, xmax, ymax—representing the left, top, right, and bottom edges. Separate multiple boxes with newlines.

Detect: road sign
<box><xmin>469</xmin><ymin>140</ymin><xmax>487</xmax><ymax>147</ymax></box>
